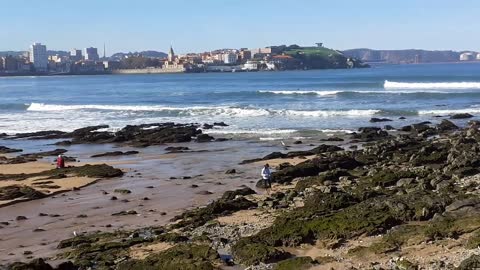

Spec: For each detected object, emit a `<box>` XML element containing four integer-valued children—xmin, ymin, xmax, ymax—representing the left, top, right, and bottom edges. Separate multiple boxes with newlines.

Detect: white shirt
<box><xmin>261</xmin><ymin>167</ymin><xmax>271</xmax><ymax>179</ymax></box>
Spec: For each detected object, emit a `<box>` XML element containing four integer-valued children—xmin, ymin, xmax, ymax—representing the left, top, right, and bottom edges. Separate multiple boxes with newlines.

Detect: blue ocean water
<box><xmin>1</xmin><ymin>62</ymin><xmax>480</xmax><ymax>137</ymax></box>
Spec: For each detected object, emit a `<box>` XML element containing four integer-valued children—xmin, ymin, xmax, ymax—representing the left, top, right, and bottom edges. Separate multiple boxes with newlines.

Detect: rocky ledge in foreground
<box><xmin>6</xmin><ymin>120</ymin><xmax>480</xmax><ymax>269</ymax></box>
<box><xmin>3</xmin><ymin>122</ymin><xmax>220</xmax><ymax>147</ymax></box>
<box><xmin>0</xmin><ymin>164</ymin><xmax>123</xmax><ymax>206</ymax></box>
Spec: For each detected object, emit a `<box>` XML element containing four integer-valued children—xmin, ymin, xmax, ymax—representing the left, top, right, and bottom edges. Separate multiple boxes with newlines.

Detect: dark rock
<box><xmin>16</xmin><ymin>216</ymin><xmax>28</xmax><ymax>221</ymax></box>
<box><xmin>114</xmin><ymin>189</ymin><xmax>131</xmax><ymax>194</ymax></box>
<box><xmin>202</xmin><ymin>123</ymin><xmax>214</xmax><ymax>129</ymax></box>
<box><xmin>437</xmin><ymin>119</ymin><xmax>458</xmax><ymax>131</ymax></box>
<box><xmin>451</xmin><ymin>113</ymin><xmax>474</xmax><ymax>119</ymax></box>
<box><xmin>91</xmin><ymin>151</ymin><xmax>139</xmax><ymax>158</ymax></box>
<box><xmin>213</xmin><ymin>122</ymin><xmax>229</xmax><ymax>127</ymax></box>
<box><xmin>110</xmin><ymin>196</ymin><xmax>118</xmax><ymax>200</ymax></box>
<box><xmin>55</xmin><ymin>140</ymin><xmax>72</xmax><ymax>146</ymax></box>
<box><xmin>384</xmin><ymin>125</ymin><xmax>395</xmax><ymax>130</ymax></box>
<box><xmin>0</xmin><ymin>185</ymin><xmax>46</xmax><ymax>201</ymax></box>
<box><xmin>195</xmin><ymin>134</ymin><xmax>214</xmax><ymax>143</ymax></box>
<box><xmin>20</xmin><ymin>149</ymin><xmax>68</xmax><ymax>160</ymax></box>
<box><xmin>112</xmin><ymin>210</ymin><xmax>138</xmax><ymax>216</ymax></box>
<box><xmin>190</xmin><ymin>184</ymin><xmax>199</xmax><ymax>188</ymax></box>
<box><xmin>225</xmin><ymin>169</ymin><xmax>236</xmax><ymax>174</ymax></box>
<box><xmin>293</xmin><ymin>140</ymin><xmax>303</xmax><ymax>144</ymax></box>
<box><xmin>399</xmin><ymin>116</ymin><xmax>406</xmax><ymax>119</ymax></box>
<box><xmin>0</xmin><ymin>146</ymin><xmax>22</xmax><ymax>153</ymax></box>
<box><xmin>351</xmin><ymin>127</ymin><xmax>390</xmax><ymax>141</ymax></box>
<box><xmin>321</xmin><ymin>137</ymin><xmax>344</xmax><ymax>142</ymax></box>
<box><xmin>196</xmin><ymin>190</ymin><xmax>213</xmax><ymax>195</ymax></box>
<box><xmin>370</xmin><ymin>117</ymin><xmax>392</xmax><ymax>123</ymax></box>
<box><xmin>117</xmin><ymin>244</ymin><xmax>219</xmax><ymax>270</ymax></box>
<box><xmin>458</xmin><ymin>254</ymin><xmax>480</xmax><ymax>270</ymax></box>
<box><xmin>172</xmin><ymin>188</ymin><xmax>256</xmax><ymax>229</ymax></box>
<box><xmin>221</xmin><ymin>187</ymin><xmax>256</xmax><ymax>201</ymax></box>
<box><xmin>165</xmin><ymin>146</ymin><xmax>189</xmax><ymax>152</ymax></box>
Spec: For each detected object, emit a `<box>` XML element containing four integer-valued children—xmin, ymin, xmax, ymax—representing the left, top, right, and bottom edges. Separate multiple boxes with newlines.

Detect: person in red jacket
<box><xmin>56</xmin><ymin>154</ymin><xmax>65</xmax><ymax>169</ymax></box>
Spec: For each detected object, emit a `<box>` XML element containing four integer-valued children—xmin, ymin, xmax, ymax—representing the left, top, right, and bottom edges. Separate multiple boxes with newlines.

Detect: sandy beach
<box><xmin>2</xmin><ymin>121</ymin><xmax>480</xmax><ymax>270</ymax></box>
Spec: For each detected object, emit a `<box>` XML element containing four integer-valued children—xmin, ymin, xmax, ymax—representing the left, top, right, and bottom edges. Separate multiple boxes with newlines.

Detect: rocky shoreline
<box><xmin>3</xmin><ymin>120</ymin><xmax>480</xmax><ymax>269</ymax></box>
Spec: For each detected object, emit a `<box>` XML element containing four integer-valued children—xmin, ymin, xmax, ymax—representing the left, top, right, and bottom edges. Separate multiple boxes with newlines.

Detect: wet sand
<box><xmin>0</xmin><ymin>136</ymin><xmax>339</xmax><ymax>263</ymax></box>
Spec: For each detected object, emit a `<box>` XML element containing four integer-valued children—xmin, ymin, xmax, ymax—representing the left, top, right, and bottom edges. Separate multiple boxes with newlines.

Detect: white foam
<box><xmin>206</xmin><ymin>129</ymin><xmax>298</xmax><ymax>135</ymax></box>
<box><xmin>419</xmin><ymin>108</ymin><xmax>480</xmax><ymax>115</ymax></box>
<box><xmin>258</xmin><ymin>90</ymin><xmax>341</xmax><ymax>96</ymax></box>
<box><xmin>283</xmin><ymin>109</ymin><xmax>379</xmax><ymax>117</ymax></box>
<box><xmin>320</xmin><ymin>129</ymin><xmax>356</xmax><ymax>134</ymax></box>
<box><xmin>384</xmin><ymin>80</ymin><xmax>480</xmax><ymax>90</ymax></box>
<box><xmin>26</xmin><ymin>103</ymin><xmax>380</xmax><ymax>118</ymax></box>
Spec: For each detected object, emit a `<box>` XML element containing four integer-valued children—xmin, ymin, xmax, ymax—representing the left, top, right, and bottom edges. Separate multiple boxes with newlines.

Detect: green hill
<box><xmin>282</xmin><ymin>46</ymin><xmax>368</xmax><ymax>69</ymax></box>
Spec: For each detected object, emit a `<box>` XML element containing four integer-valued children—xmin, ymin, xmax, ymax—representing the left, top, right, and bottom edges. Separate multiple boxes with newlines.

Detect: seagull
<box><xmin>73</xmin><ymin>231</ymin><xmax>78</xmax><ymax>237</ymax></box>
<box><xmin>281</xmin><ymin>141</ymin><xmax>288</xmax><ymax>150</ymax></box>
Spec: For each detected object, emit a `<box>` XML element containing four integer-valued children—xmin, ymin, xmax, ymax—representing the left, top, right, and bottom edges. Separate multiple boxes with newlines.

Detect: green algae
<box><xmin>117</xmin><ymin>244</ymin><xmax>219</xmax><ymax>270</ymax></box>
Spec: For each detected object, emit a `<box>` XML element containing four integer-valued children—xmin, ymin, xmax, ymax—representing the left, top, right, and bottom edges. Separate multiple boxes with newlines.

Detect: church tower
<box><xmin>168</xmin><ymin>46</ymin><xmax>175</xmax><ymax>62</ymax></box>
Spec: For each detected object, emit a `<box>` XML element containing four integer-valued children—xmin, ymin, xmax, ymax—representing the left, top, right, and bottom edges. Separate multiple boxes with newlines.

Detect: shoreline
<box><xmin>3</xmin><ymin>120</ymin><xmax>480</xmax><ymax>269</ymax></box>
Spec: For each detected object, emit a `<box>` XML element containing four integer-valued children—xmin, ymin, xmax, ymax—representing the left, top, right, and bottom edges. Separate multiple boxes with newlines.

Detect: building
<box><xmin>240</xmin><ymin>50</ymin><xmax>252</xmax><ymax>61</ymax></box>
<box><xmin>29</xmin><ymin>42</ymin><xmax>48</xmax><ymax>71</ymax></box>
<box><xmin>271</xmin><ymin>55</ymin><xmax>300</xmax><ymax>70</ymax></box>
<box><xmin>70</xmin><ymin>49</ymin><xmax>83</xmax><ymax>62</ymax></box>
<box><xmin>163</xmin><ymin>46</ymin><xmax>188</xmax><ymax>72</ymax></box>
<box><xmin>85</xmin><ymin>47</ymin><xmax>99</xmax><ymax>61</ymax></box>
<box><xmin>223</xmin><ymin>53</ymin><xmax>237</xmax><ymax>64</ymax></box>
<box><xmin>242</xmin><ymin>60</ymin><xmax>259</xmax><ymax>71</ymax></box>
<box><xmin>460</xmin><ymin>52</ymin><xmax>475</xmax><ymax>61</ymax></box>
<box><xmin>103</xmin><ymin>61</ymin><xmax>121</xmax><ymax>70</ymax></box>
<box><xmin>477</xmin><ymin>53</ymin><xmax>480</xmax><ymax>61</ymax></box>
<box><xmin>2</xmin><ymin>55</ymin><xmax>18</xmax><ymax>71</ymax></box>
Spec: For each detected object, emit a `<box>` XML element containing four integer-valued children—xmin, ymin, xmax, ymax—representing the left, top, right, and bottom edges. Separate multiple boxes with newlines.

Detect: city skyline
<box><xmin>1</xmin><ymin>0</ymin><xmax>479</xmax><ymax>54</ymax></box>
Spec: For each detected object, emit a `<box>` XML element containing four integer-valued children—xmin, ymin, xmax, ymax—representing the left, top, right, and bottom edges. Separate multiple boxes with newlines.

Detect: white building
<box><xmin>70</xmin><ymin>49</ymin><xmax>83</xmax><ymax>62</ymax></box>
<box><xmin>85</xmin><ymin>47</ymin><xmax>99</xmax><ymax>61</ymax></box>
<box><xmin>223</xmin><ymin>53</ymin><xmax>237</xmax><ymax>64</ymax></box>
<box><xmin>460</xmin><ymin>52</ymin><xmax>475</xmax><ymax>61</ymax></box>
<box><xmin>29</xmin><ymin>42</ymin><xmax>48</xmax><ymax>71</ymax></box>
<box><xmin>242</xmin><ymin>60</ymin><xmax>259</xmax><ymax>71</ymax></box>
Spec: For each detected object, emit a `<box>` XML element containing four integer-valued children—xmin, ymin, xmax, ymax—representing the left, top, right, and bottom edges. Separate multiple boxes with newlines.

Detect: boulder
<box><xmin>451</xmin><ymin>113</ymin><xmax>473</xmax><ymax>119</ymax></box>
<box><xmin>437</xmin><ymin>119</ymin><xmax>458</xmax><ymax>131</ymax></box>
<box><xmin>369</xmin><ymin>117</ymin><xmax>392</xmax><ymax>123</ymax></box>
<box><xmin>195</xmin><ymin>134</ymin><xmax>214</xmax><ymax>143</ymax></box>
<box><xmin>91</xmin><ymin>151</ymin><xmax>139</xmax><ymax>158</ymax></box>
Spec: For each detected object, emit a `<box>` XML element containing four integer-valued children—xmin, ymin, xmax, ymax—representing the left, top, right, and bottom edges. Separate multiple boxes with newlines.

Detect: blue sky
<box><xmin>2</xmin><ymin>0</ymin><xmax>479</xmax><ymax>54</ymax></box>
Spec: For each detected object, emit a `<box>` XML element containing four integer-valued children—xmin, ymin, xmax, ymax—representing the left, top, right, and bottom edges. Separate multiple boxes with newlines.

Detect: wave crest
<box><xmin>26</xmin><ymin>103</ymin><xmax>380</xmax><ymax>118</ymax></box>
<box><xmin>258</xmin><ymin>90</ymin><xmax>340</xmax><ymax>96</ymax></box>
<box><xmin>384</xmin><ymin>80</ymin><xmax>480</xmax><ymax>89</ymax></box>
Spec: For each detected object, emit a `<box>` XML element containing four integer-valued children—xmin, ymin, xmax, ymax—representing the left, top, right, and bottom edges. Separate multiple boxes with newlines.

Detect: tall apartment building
<box><xmin>84</xmin><ymin>47</ymin><xmax>99</xmax><ymax>61</ymax></box>
<box><xmin>29</xmin><ymin>42</ymin><xmax>48</xmax><ymax>71</ymax></box>
<box><xmin>70</xmin><ymin>49</ymin><xmax>83</xmax><ymax>62</ymax></box>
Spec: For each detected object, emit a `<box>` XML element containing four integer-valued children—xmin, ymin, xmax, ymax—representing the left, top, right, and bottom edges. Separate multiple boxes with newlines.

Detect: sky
<box><xmin>1</xmin><ymin>0</ymin><xmax>479</xmax><ymax>55</ymax></box>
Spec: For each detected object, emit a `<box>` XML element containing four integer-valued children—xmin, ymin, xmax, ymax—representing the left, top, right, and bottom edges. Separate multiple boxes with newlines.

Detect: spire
<box><xmin>103</xmin><ymin>43</ymin><xmax>106</xmax><ymax>59</ymax></box>
<box><xmin>168</xmin><ymin>45</ymin><xmax>175</xmax><ymax>62</ymax></box>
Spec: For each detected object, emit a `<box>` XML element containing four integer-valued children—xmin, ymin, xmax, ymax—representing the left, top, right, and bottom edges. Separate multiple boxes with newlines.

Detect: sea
<box><xmin>1</xmin><ymin>62</ymin><xmax>480</xmax><ymax>140</ymax></box>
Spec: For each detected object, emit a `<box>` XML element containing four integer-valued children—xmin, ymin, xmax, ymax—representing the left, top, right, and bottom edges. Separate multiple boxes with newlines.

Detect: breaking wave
<box><xmin>258</xmin><ymin>90</ymin><xmax>341</xmax><ymax>96</ymax></box>
<box><xmin>26</xmin><ymin>103</ymin><xmax>380</xmax><ymax>118</ymax></box>
<box><xmin>384</xmin><ymin>80</ymin><xmax>480</xmax><ymax>89</ymax></box>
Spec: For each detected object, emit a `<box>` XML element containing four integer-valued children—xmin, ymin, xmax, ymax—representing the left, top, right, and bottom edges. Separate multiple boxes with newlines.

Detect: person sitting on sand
<box><xmin>261</xmin><ymin>163</ymin><xmax>272</xmax><ymax>188</ymax></box>
<box><xmin>56</xmin><ymin>154</ymin><xmax>65</xmax><ymax>169</ymax></box>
